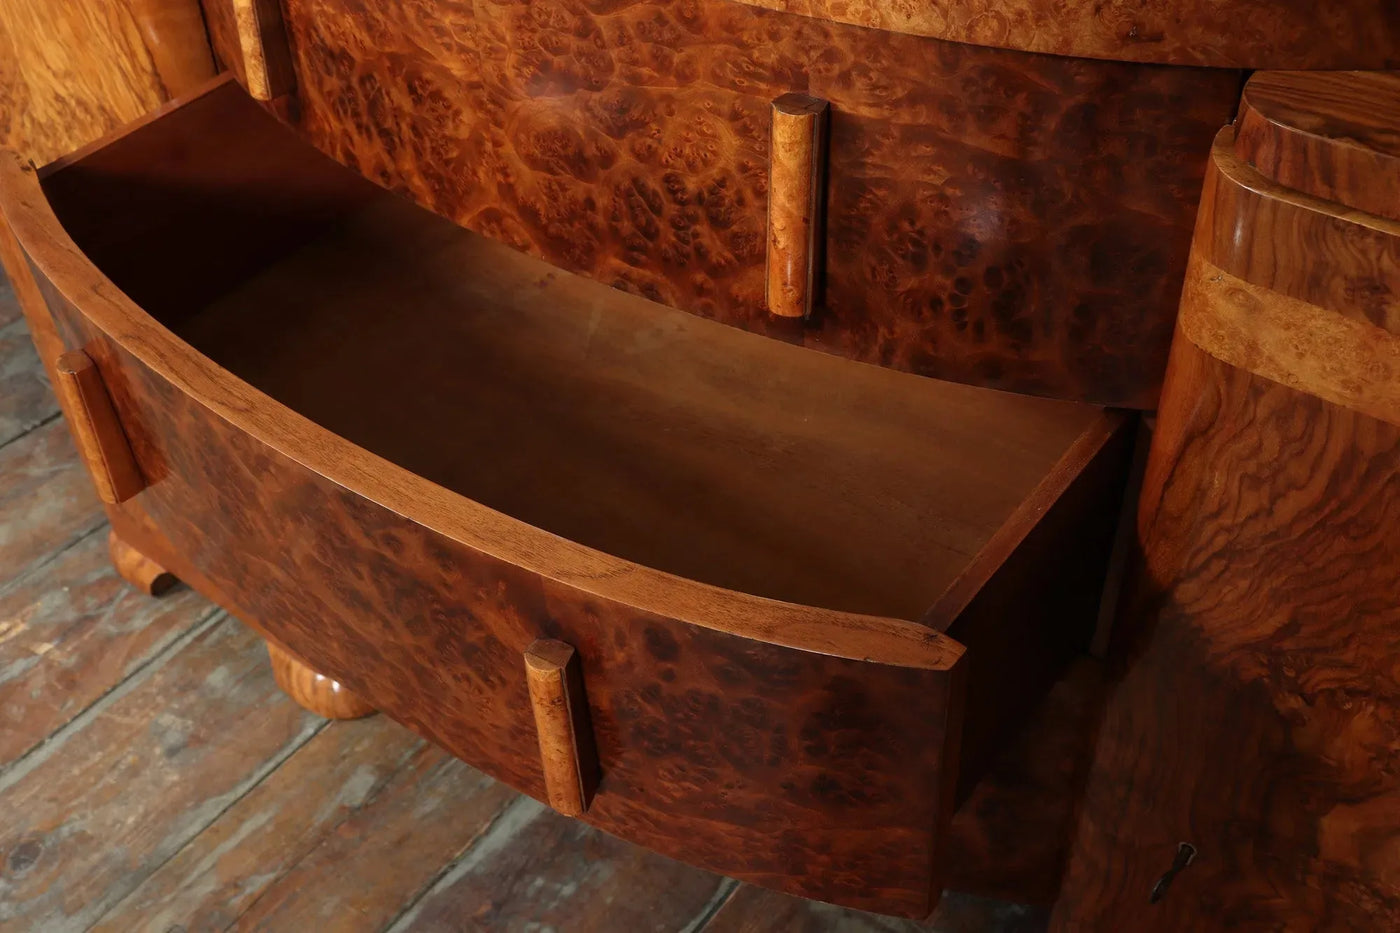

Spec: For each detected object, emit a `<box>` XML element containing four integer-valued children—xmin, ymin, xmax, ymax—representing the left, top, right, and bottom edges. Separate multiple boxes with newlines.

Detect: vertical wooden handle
<box><xmin>53</xmin><ymin>349</ymin><xmax>144</xmax><ymax>504</ymax></box>
<box><xmin>524</xmin><ymin>639</ymin><xmax>600</xmax><ymax>817</ymax></box>
<box><xmin>231</xmin><ymin>0</ymin><xmax>295</xmax><ymax>100</ymax></box>
<box><xmin>766</xmin><ymin>94</ymin><xmax>829</xmax><ymax>320</ymax></box>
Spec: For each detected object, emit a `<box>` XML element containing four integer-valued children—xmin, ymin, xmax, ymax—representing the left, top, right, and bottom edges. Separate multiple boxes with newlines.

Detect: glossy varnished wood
<box><xmin>725</xmin><ymin>0</ymin><xmax>1400</xmax><ymax>69</ymax></box>
<box><xmin>1236</xmin><ymin>72</ymin><xmax>1400</xmax><ymax>223</ymax></box>
<box><xmin>266</xmin><ymin>641</ymin><xmax>376</xmax><ymax>720</ymax></box>
<box><xmin>524</xmin><ymin>640</ymin><xmax>599</xmax><ymax>818</ymax></box>
<box><xmin>1054</xmin><ymin>73</ymin><xmax>1400</xmax><ymax>930</ymax></box>
<box><xmin>766</xmin><ymin>94</ymin><xmax>827</xmax><ymax>320</ymax></box>
<box><xmin>0</xmin><ymin>81</ymin><xmax>1133</xmax><ymax>915</ymax></box>
<box><xmin>281</xmin><ymin>0</ymin><xmax>1241</xmax><ymax>407</ymax></box>
<box><xmin>52</xmin><ymin>349</ymin><xmax>144</xmax><ymax>505</ymax></box>
<box><xmin>107</xmin><ymin>527</ymin><xmax>177</xmax><ymax>596</ymax></box>
<box><xmin>0</xmin><ymin>0</ymin><xmax>215</xmax><ymax>164</ymax></box>
<box><xmin>228</xmin><ymin>0</ymin><xmax>295</xmax><ymax>100</ymax></box>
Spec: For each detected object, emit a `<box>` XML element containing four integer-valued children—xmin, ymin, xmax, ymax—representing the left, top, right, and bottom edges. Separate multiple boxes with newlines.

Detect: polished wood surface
<box><xmin>51</xmin><ymin>349</ymin><xmax>145</xmax><ymax>505</ymax></box>
<box><xmin>766</xmin><ymin>94</ymin><xmax>827</xmax><ymax>320</ymax></box>
<box><xmin>266</xmin><ymin>640</ymin><xmax>377</xmax><ymax>720</ymax></box>
<box><xmin>1054</xmin><ymin>73</ymin><xmax>1400</xmax><ymax>929</ymax></box>
<box><xmin>1236</xmin><ymin>71</ymin><xmax>1400</xmax><ymax>222</ymax></box>
<box><xmin>228</xmin><ymin>0</ymin><xmax>295</xmax><ymax>100</ymax></box>
<box><xmin>0</xmin><ymin>0</ymin><xmax>215</xmax><ymax>164</ymax></box>
<box><xmin>0</xmin><ymin>80</ymin><xmax>1133</xmax><ymax>915</ymax></box>
<box><xmin>107</xmin><ymin>527</ymin><xmax>177</xmax><ymax>596</ymax></box>
<box><xmin>282</xmin><ymin>0</ymin><xmax>1241</xmax><ymax>407</ymax></box>
<box><xmin>726</xmin><ymin>0</ymin><xmax>1400</xmax><ymax>69</ymax></box>
<box><xmin>524</xmin><ymin>640</ymin><xmax>600</xmax><ymax>818</ymax></box>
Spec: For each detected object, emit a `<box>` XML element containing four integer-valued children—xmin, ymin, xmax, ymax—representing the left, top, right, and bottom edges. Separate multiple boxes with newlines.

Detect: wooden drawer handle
<box><xmin>766</xmin><ymin>93</ymin><xmax>829</xmax><ymax>320</ymax></box>
<box><xmin>525</xmin><ymin>639</ymin><xmax>600</xmax><ymax>817</ymax></box>
<box><xmin>53</xmin><ymin>349</ymin><xmax>145</xmax><ymax>504</ymax></box>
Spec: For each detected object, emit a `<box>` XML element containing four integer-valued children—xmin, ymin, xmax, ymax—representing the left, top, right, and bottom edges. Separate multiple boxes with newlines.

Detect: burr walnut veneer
<box><xmin>0</xmin><ymin>78</ymin><xmax>1132</xmax><ymax>917</ymax></box>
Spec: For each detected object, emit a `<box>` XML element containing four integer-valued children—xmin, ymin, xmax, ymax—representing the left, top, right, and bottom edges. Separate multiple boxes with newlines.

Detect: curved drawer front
<box><xmin>3</xmin><ymin>163</ymin><xmax>965</xmax><ymax>917</ymax></box>
<box><xmin>265</xmin><ymin>0</ymin><xmax>1242</xmax><ymax>407</ymax></box>
<box><xmin>29</xmin><ymin>261</ymin><xmax>963</xmax><ymax>917</ymax></box>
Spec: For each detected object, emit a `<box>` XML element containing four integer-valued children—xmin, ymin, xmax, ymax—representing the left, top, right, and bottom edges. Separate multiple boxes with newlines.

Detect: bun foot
<box><xmin>266</xmin><ymin>642</ymin><xmax>376</xmax><ymax>720</ymax></box>
<box><xmin>108</xmin><ymin>530</ymin><xmax>178</xmax><ymax>596</ymax></box>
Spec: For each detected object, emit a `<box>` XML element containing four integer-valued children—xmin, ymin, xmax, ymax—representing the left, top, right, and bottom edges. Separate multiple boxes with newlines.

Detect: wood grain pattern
<box><xmin>525</xmin><ymin>640</ymin><xmax>599</xmax><ymax>817</ymax></box>
<box><xmin>0</xmin><ymin>527</ymin><xmax>212</xmax><ymax>768</ymax></box>
<box><xmin>1193</xmin><ymin>128</ymin><xmax>1400</xmax><ymax>333</ymax></box>
<box><xmin>1179</xmin><ymin>254</ymin><xmax>1400</xmax><ymax>428</ymax></box>
<box><xmin>0</xmin><ymin>616</ymin><xmax>322</xmax><ymax>931</ymax></box>
<box><xmin>0</xmin><ymin>82</ymin><xmax>1134</xmax><ymax>914</ymax></box>
<box><xmin>0</xmin><ymin>0</ymin><xmax>215</xmax><ymax>164</ymax></box>
<box><xmin>702</xmin><ymin>883</ymin><xmax>1046</xmax><ymax>932</ymax></box>
<box><xmin>0</xmin><ymin>316</ymin><xmax>55</xmax><ymax>447</ymax></box>
<box><xmin>281</xmin><ymin>0</ymin><xmax>1241</xmax><ymax>407</ymax></box>
<box><xmin>1054</xmin><ymin>69</ymin><xmax>1400</xmax><ymax>929</ymax></box>
<box><xmin>766</xmin><ymin>94</ymin><xmax>827</xmax><ymax>320</ymax></box>
<box><xmin>267</xmin><ymin>640</ymin><xmax>377</xmax><ymax>720</ymax></box>
<box><xmin>52</xmin><ymin>349</ymin><xmax>145</xmax><ymax>505</ymax></box>
<box><xmin>1236</xmin><ymin>71</ymin><xmax>1400</xmax><ymax>222</ymax></box>
<box><xmin>0</xmin><ymin>420</ymin><xmax>104</xmax><ymax>585</ymax></box>
<box><xmin>107</xmin><ymin>527</ymin><xmax>177</xmax><ymax>595</ymax></box>
<box><xmin>395</xmin><ymin>796</ymin><xmax>732</xmax><ymax>932</ymax></box>
<box><xmin>724</xmin><ymin>0</ymin><xmax>1400</xmax><ymax>69</ymax></box>
<box><xmin>229</xmin><ymin>0</ymin><xmax>295</xmax><ymax>100</ymax></box>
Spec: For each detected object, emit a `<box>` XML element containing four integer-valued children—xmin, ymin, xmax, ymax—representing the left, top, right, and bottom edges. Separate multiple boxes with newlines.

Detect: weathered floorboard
<box><xmin>0</xmin><ymin>527</ymin><xmax>213</xmax><ymax>767</ymax></box>
<box><xmin>391</xmin><ymin>796</ymin><xmax>735</xmax><ymax>933</ymax></box>
<box><xmin>0</xmin><ymin>318</ymin><xmax>55</xmax><ymax>448</ymax></box>
<box><xmin>701</xmin><ymin>884</ymin><xmax>1048</xmax><ymax>933</ymax></box>
<box><xmin>0</xmin><ymin>419</ymin><xmax>103</xmax><ymax>585</ymax></box>
<box><xmin>0</xmin><ymin>616</ymin><xmax>322</xmax><ymax>932</ymax></box>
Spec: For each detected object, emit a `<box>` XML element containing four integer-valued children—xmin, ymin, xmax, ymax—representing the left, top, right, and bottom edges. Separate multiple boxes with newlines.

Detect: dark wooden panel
<box><xmin>281</xmin><ymin>0</ymin><xmax>1241</xmax><ymax>407</ymax></box>
<box><xmin>1236</xmin><ymin>71</ymin><xmax>1400</xmax><ymax>222</ymax></box>
<box><xmin>723</xmin><ymin>0</ymin><xmax>1400</xmax><ymax>69</ymax></box>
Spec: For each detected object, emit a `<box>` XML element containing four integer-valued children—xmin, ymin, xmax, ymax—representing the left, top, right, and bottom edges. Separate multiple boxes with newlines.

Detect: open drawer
<box><xmin>0</xmin><ymin>77</ymin><xmax>1130</xmax><ymax>917</ymax></box>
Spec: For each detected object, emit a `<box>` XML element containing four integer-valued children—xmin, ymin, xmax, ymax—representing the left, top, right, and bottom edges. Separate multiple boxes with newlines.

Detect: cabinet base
<box><xmin>266</xmin><ymin>641</ymin><xmax>376</xmax><ymax>720</ymax></box>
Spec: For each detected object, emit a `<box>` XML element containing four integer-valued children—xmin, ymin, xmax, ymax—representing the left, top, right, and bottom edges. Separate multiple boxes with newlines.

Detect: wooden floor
<box><xmin>0</xmin><ymin>274</ymin><xmax>1046</xmax><ymax>932</ymax></box>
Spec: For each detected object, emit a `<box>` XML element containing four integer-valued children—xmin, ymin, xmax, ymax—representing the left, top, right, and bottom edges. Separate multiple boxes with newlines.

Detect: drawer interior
<box><xmin>39</xmin><ymin>79</ymin><xmax>1111</xmax><ymax>628</ymax></box>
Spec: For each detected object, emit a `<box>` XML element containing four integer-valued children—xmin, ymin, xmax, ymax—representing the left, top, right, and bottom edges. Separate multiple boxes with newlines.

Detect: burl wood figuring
<box><xmin>766</xmin><ymin>94</ymin><xmax>828</xmax><ymax>320</ymax></box>
<box><xmin>524</xmin><ymin>640</ymin><xmax>601</xmax><ymax>818</ymax></box>
<box><xmin>1053</xmin><ymin>73</ymin><xmax>1400</xmax><ymax>929</ymax></box>
<box><xmin>270</xmin><ymin>0</ymin><xmax>1244</xmax><ymax>407</ymax></box>
<box><xmin>0</xmin><ymin>79</ymin><xmax>1133</xmax><ymax>916</ymax></box>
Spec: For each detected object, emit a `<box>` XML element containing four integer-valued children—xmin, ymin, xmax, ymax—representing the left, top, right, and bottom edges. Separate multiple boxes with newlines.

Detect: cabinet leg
<box><xmin>108</xmin><ymin>529</ymin><xmax>178</xmax><ymax>596</ymax></box>
<box><xmin>266</xmin><ymin>641</ymin><xmax>376</xmax><ymax>720</ymax></box>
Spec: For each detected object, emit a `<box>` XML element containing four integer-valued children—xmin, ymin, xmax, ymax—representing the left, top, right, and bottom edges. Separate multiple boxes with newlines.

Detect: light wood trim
<box><xmin>231</xmin><ymin>0</ymin><xmax>294</xmax><ymax>100</ymax></box>
<box><xmin>525</xmin><ymin>640</ymin><xmax>599</xmax><ymax>817</ymax></box>
<box><xmin>52</xmin><ymin>349</ymin><xmax>145</xmax><ymax>504</ymax></box>
<box><xmin>266</xmin><ymin>641</ymin><xmax>376</xmax><ymax>719</ymax></box>
<box><xmin>766</xmin><ymin>94</ymin><xmax>828</xmax><ymax>320</ymax></box>
<box><xmin>1179</xmin><ymin>254</ymin><xmax>1400</xmax><ymax>428</ymax></box>
<box><xmin>108</xmin><ymin>529</ymin><xmax>177</xmax><ymax>596</ymax></box>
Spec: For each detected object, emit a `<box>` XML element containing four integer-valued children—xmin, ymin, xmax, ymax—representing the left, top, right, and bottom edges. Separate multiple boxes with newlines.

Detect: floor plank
<box><xmin>0</xmin><ymin>318</ymin><xmax>55</xmax><ymax>448</ymax></box>
<box><xmin>700</xmin><ymin>885</ymin><xmax>1048</xmax><ymax>933</ymax></box>
<box><xmin>0</xmin><ymin>277</ymin><xmax>19</xmax><ymax>329</ymax></box>
<box><xmin>0</xmin><ymin>419</ymin><xmax>103</xmax><ymax>585</ymax></box>
<box><xmin>0</xmin><ymin>527</ymin><xmax>214</xmax><ymax>767</ymax></box>
<box><xmin>93</xmin><ymin>717</ymin><xmax>508</xmax><ymax>932</ymax></box>
<box><xmin>390</xmin><ymin>796</ymin><xmax>734</xmax><ymax>933</ymax></box>
<box><xmin>0</xmin><ymin>616</ymin><xmax>322</xmax><ymax>932</ymax></box>
<box><xmin>223</xmin><ymin>743</ymin><xmax>519</xmax><ymax>932</ymax></box>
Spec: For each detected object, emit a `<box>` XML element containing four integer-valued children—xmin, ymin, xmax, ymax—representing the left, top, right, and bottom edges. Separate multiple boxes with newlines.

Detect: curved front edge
<box><xmin>1052</xmin><ymin>82</ymin><xmax>1400</xmax><ymax>930</ymax></box>
<box><xmin>0</xmin><ymin>153</ymin><xmax>966</xmax><ymax>918</ymax></box>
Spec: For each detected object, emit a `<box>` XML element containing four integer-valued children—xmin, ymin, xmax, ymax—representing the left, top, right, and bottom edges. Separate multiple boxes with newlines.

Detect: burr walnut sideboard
<box><xmin>0</xmin><ymin>0</ymin><xmax>1397</xmax><ymax>922</ymax></box>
